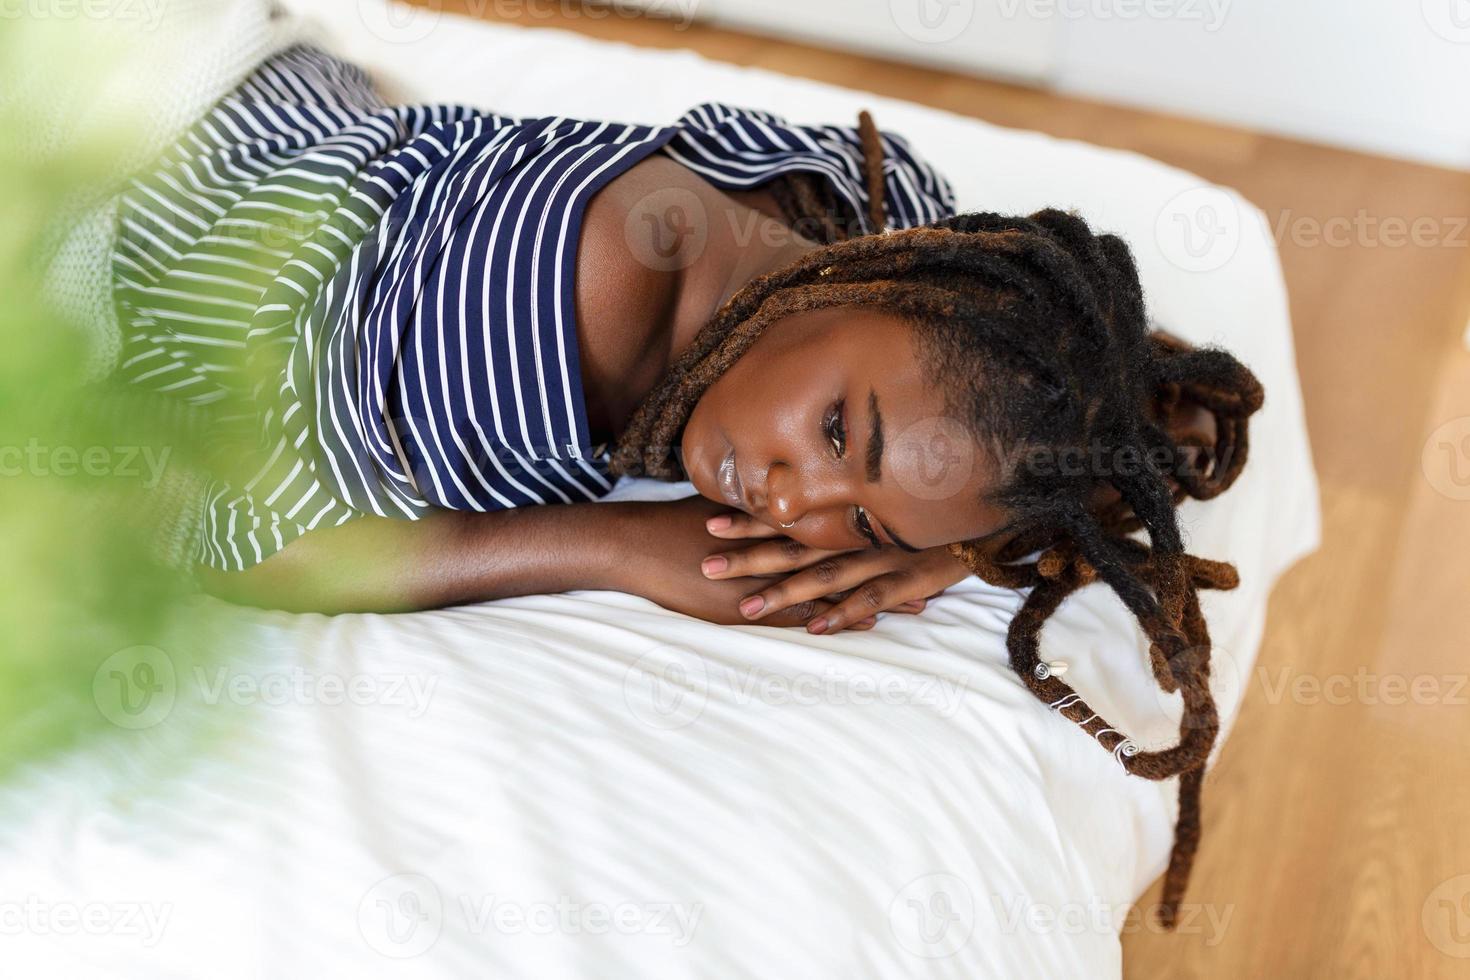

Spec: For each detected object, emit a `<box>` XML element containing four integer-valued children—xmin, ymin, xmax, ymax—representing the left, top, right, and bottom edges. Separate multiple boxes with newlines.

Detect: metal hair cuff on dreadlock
<box><xmin>609</xmin><ymin>142</ymin><xmax>1266</xmax><ymax>930</ymax></box>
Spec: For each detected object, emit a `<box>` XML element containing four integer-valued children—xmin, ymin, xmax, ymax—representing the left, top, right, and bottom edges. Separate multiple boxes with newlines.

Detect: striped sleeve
<box><xmin>661</xmin><ymin>101</ymin><xmax>957</xmax><ymax>233</ymax></box>
<box><xmin>115</xmin><ymin>46</ymin><xmax>965</xmax><ymax>574</ymax></box>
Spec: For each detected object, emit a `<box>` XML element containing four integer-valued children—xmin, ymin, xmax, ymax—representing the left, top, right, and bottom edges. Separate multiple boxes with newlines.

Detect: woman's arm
<box><xmin>197</xmin><ymin>495</ymin><xmax>840</xmax><ymax>626</ymax></box>
<box><xmin>200</xmin><ymin>503</ymin><xmax>628</xmax><ymax>614</ymax></box>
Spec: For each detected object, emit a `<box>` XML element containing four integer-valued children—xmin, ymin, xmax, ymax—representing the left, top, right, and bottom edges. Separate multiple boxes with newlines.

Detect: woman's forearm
<box><xmin>198</xmin><ymin>502</ymin><xmax>638</xmax><ymax>615</ymax></box>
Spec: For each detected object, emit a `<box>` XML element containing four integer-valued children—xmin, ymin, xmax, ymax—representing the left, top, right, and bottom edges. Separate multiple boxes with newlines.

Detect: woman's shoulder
<box><xmin>667</xmin><ymin>101</ymin><xmax>957</xmax><ymax>230</ymax></box>
<box><xmin>572</xmin><ymin>155</ymin><xmax>695</xmax><ymax>436</ymax></box>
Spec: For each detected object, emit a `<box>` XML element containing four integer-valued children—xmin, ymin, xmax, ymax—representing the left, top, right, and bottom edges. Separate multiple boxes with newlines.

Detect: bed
<box><xmin>0</xmin><ymin>2</ymin><xmax>1319</xmax><ymax>976</ymax></box>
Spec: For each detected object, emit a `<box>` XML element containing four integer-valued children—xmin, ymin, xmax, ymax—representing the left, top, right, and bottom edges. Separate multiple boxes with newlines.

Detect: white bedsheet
<box><xmin>0</xmin><ymin>4</ymin><xmax>1319</xmax><ymax>977</ymax></box>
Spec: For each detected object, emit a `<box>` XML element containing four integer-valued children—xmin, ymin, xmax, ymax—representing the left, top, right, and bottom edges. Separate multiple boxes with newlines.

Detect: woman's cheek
<box><xmin>792</xmin><ymin>517</ymin><xmax>856</xmax><ymax>552</ymax></box>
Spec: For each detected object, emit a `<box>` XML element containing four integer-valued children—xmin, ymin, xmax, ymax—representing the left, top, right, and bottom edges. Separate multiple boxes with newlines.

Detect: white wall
<box><xmin>692</xmin><ymin>0</ymin><xmax>1470</xmax><ymax>170</ymax></box>
<box><xmin>697</xmin><ymin>0</ymin><xmax>1059</xmax><ymax>81</ymax></box>
<box><xmin>1051</xmin><ymin>0</ymin><xmax>1470</xmax><ymax>170</ymax></box>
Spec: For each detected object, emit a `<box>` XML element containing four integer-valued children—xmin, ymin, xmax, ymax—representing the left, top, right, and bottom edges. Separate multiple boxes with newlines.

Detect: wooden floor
<box><xmin>435</xmin><ymin>5</ymin><xmax>1470</xmax><ymax>976</ymax></box>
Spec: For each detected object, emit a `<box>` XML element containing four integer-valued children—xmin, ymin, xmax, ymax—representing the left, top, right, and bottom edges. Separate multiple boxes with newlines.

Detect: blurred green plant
<box><xmin>0</xmin><ymin>15</ymin><xmax>238</xmax><ymax>780</ymax></box>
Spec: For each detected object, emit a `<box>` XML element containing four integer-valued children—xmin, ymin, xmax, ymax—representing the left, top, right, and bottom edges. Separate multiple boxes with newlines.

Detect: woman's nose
<box><xmin>765</xmin><ymin>461</ymin><xmax>842</xmax><ymax>527</ymax></box>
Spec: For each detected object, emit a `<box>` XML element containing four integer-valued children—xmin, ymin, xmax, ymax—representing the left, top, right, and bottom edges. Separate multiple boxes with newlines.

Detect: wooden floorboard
<box><xmin>420</xmin><ymin>5</ymin><xmax>1470</xmax><ymax>975</ymax></box>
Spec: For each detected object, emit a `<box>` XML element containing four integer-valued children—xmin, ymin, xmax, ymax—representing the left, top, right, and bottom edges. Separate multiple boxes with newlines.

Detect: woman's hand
<box><xmin>613</xmin><ymin>496</ymin><xmax>844</xmax><ymax>628</ymax></box>
<box><xmin>700</xmin><ymin>510</ymin><xmax>970</xmax><ymax>634</ymax></box>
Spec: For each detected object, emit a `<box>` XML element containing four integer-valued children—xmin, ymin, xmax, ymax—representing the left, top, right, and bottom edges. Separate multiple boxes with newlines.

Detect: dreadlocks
<box><xmin>611</xmin><ymin>110</ymin><xmax>1265</xmax><ymax>928</ymax></box>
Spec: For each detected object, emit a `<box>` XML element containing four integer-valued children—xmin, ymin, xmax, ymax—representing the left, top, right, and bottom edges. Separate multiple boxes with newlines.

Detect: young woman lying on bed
<box><xmin>116</xmin><ymin>46</ymin><xmax>1262</xmax><ymax>921</ymax></box>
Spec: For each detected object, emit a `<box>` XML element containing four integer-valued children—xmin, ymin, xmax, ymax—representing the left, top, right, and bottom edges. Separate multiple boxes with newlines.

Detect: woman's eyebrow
<box><xmin>861</xmin><ymin>389</ymin><xmax>921</xmax><ymax>552</ymax></box>
<box><xmin>864</xmin><ymin>387</ymin><xmax>884</xmax><ymax>483</ymax></box>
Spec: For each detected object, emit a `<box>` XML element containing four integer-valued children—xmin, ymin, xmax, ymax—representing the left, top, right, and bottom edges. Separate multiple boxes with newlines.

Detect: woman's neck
<box><xmin>663</xmin><ymin>202</ymin><xmax>819</xmax><ymax>369</ymax></box>
<box><xmin>574</xmin><ymin>156</ymin><xmax>820</xmax><ymax>444</ymax></box>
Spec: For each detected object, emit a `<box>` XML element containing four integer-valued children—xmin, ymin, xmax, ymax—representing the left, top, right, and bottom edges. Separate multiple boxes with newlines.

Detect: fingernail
<box><xmin>807</xmin><ymin>617</ymin><xmax>828</xmax><ymax>634</ymax></box>
<box><xmin>739</xmin><ymin>595</ymin><xmax>765</xmax><ymax>618</ymax></box>
<box><xmin>701</xmin><ymin>556</ymin><xmax>727</xmax><ymax>576</ymax></box>
<box><xmin>855</xmin><ymin>617</ymin><xmax>876</xmax><ymax>629</ymax></box>
<box><xmin>706</xmin><ymin>515</ymin><xmax>732</xmax><ymax>532</ymax></box>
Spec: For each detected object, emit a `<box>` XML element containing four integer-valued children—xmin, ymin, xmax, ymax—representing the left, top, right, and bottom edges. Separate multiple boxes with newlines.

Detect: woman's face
<box><xmin>681</xmin><ymin>306</ymin><xmax>1009</xmax><ymax>553</ymax></box>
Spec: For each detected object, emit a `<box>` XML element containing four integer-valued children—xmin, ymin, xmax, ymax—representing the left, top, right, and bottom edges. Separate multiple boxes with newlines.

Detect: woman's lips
<box><xmin>716</xmin><ymin>447</ymin><xmax>745</xmax><ymax>509</ymax></box>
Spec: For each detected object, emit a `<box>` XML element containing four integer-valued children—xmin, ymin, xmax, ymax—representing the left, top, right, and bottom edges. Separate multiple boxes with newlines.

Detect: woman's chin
<box><xmin>677</xmin><ymin>425</ymin><xmax>715</xmax><ymax>491</ymax></box>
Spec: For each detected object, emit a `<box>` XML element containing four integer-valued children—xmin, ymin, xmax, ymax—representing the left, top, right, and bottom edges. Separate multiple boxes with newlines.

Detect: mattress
<box><xmin>0</xmin><ymin>3</ymin><xmax>1319</xmax><ymax>977</ymax></box>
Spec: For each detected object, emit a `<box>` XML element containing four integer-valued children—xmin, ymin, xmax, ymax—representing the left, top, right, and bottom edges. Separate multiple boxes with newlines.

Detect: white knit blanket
<box><xmin>27</xmin><ymin>0</ymin><xmax>313</xmax><ymax>379</ymax></box>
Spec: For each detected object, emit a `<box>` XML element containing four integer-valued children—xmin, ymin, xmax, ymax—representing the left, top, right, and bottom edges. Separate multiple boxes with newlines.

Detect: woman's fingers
<box><xmin>701</xmin><ymin>536</ymin><xmax>846</xmax><ymax>579</ymax></box>
<box><xmin>737</xmin><ymin>555</ymin><xmax>910</xmax><ymax>623</ymax></box>
<box><xmin>711</xmin><ymin>544</ymin><xmax>955</xmax><ymax>633</ymax></box>
<box><xmin>827</xmin><ymin>594</ymin><xmax>925</xmax><ymax>614</ymax></box>
<box><xmin>747</xmin><ymin>593</ymin><xmax>916</xmax><ymax>633</ymax></box>
<box><xmin>703</xmin><ymin>511</ymin><xmax>782</xmax><ymax>539</ymax></box>
<box><xmin>754</xmin><ymin>596</ymin><xmax>836</xmax><ymax>628</ymax></box>
<box><xmin>805</xmin><ymin>573</ymin><xmax>929</xmax><ymax>634</ymax></box>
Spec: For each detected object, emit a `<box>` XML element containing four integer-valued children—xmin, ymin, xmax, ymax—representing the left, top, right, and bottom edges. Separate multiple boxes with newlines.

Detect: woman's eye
<box><xmin>854</xmin><ymin>506</ymin><xmax>880</xmax><ymax>548</ymax></box>
<box><xmin>825</xmin><ymin>400</ymin><xmax>847</xmax><ymax>457</ymax></box>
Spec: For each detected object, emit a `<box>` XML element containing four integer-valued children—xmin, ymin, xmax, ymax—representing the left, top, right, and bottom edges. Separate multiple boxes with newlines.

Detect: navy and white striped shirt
<box><xmin>112</xmin><ymin>46</ymin><xmax>957</xmax><ymax>570</ymax></box>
